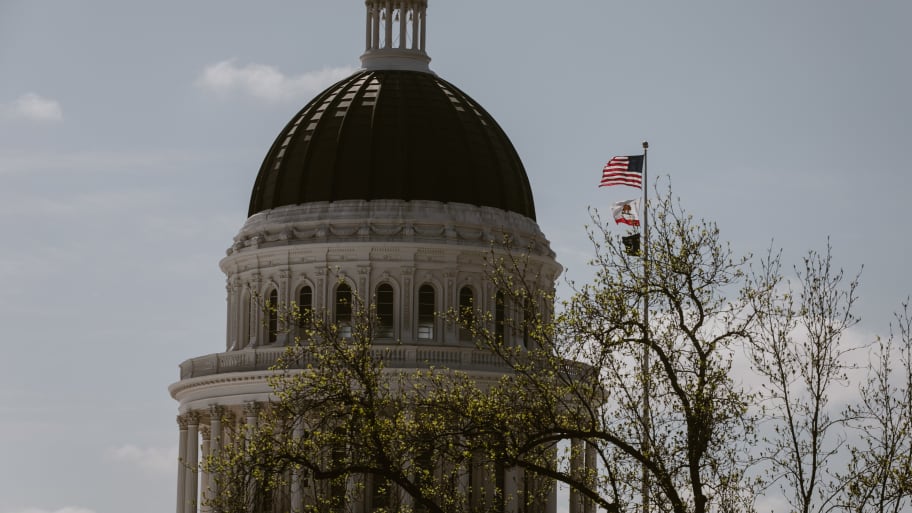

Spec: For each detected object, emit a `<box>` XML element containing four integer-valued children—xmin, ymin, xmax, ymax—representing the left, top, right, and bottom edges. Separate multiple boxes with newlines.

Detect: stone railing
<box><xmin>178</xmin><ymin>344</ymin><xmax>518</xmax><ymax>380</ymax></box>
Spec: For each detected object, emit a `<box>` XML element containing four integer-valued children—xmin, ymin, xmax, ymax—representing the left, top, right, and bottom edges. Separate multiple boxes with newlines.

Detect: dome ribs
<box><xmin>331</xmin><ymin>73</ymin><xmax>375</xmax><ymax>202</ymax></box>
<box><xmin>305</xmin><ymin>74</ymin><xmax>361</xmax><ymax>203</ymax></box>
<box><xmin>248</xmin><ymin>70</ymin><xmax>536</xmax><ymax>220</ymax></box>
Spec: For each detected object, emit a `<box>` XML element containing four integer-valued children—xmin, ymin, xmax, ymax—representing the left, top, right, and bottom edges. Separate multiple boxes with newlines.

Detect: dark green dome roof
<box><xmin>248</xmin><ymin>70</ymin><xmax>535</xmax><ymax>220</ymax></box>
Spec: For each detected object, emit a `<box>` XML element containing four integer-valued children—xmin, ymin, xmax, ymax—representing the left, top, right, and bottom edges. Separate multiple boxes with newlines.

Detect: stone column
<box><xmin>250</xmin><ymin>274</ymin><xmax>262</xmax><ymax>348</ymax></box>
<box><xmin>410</xmin><ymin>1</ymin><xmax>419</xmax><ymax>50</ymax></box>
<box><xmin>371</xmin><ymin>4</ymin><xmax>380</xmax><ymax>49</ymax></box>
<box><xmin>184</xmin><ymin>411</ymin><xmax>200</xmax><ymax>513</ymax></box>
<box><xmin>504</xmin><ymin>466</ymin><xmax>522</xmax><ymax>513</ymax></box>
<box><xmin>397</xmin><ymin>1</ymin><xmax>407</xmax><ymax>48</ymax></box>
<box><xmin>584</xmin><ymin>442</ymin><xmax>597</xmax><ymax>513</ymax></box>
<box><xmin>200</xmin><ymin>426</ymin><xmax>211</xmax><ymax>512</ymax></box>
<box><xmin>456</xmin><ymin>462</ymin><xmax>470</xmax><ymax>511</ymax></box>
<box><xmin>176</xmin><ymin>415</ymin><xmax>189</xmax><ymax>513</ymax></box>
<box><xmin>546</xmin><ymin>445</ymin><xmax>558</xmax><ymax>513</ymax></box>
<box><xmin>418</xmin><ymin>5</ymin><xmax>426</xmax><ymax>51</ymax></box>
<box><xmin>546</xmin><ymin>478</ymin><xmax>557</xmax><ymax>513</ymax></box>
<box><xmin>244</xmin><ymin>402</ymin><xmax>259</xmax><ymax>510</ymax></box>
<box><xmin>291</xmin><ymin>419</ymin><xmax>305</xmax><ymax>512</ymax></box>
<box><xmin>468</xmin><ymin>453</ymin><xmax>487</xmax><ymax>511</ymax></box>
<box><xmin>209</xmin><ymin>406</ymin><xmax>222</xmax><ymax>499</ymax></box>
<box><xmin>244</xmin><ymin>402</ymin><xmax>259</xmax><ymax>436</ymax></box>
<box><xmin>569</xmin><ymin>439</ymin><xmax>583</xmax><ymax>513</ymax></box>
<box><xmin>399</xmin><ymin>456</ymin><xmax>414</xmax><ymax>510</ymax></box>
<box><xmin>226</xmin><ymin>282</ymin><xmax>234</xmax><ymax>350</ymax></box>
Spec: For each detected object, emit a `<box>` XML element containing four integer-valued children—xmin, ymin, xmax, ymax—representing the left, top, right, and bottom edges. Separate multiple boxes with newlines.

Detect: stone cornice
<box><xmin>169</xmin><ymin>369</ymin><xmax>280</xmax><ymax>399</ymax></box>
<box><xmin>168</xmin><ymin>364</ymin><xmax>514</xmax><ymax>402</ymax></box>
<box><xmin>222</xmin><ymin>200</ymin><xmax>554</xmax><ymax>260</ymax></box>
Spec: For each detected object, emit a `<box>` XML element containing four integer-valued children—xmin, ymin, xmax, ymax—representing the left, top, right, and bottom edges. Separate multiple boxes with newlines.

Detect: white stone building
<box><xmin>169</xmin><ymin>1</ymin><xmax>597</xmax><ymax>512</ymax></box>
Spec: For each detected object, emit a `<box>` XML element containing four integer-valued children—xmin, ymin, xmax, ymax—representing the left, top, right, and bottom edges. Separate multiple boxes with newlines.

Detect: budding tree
<box><xmin>454</xmin><ymin>186</ymin><xmax>765</xmax><ymax>513</ymax></box>
<box><xmin>841</xmin><ymin>300</ymin><xmax>912</xmax><ymax>513</ymax></box>
<box><xmin>746</xmin><ymin>244</ymin><xmax>862</xmax><ymax>513</ymax></box>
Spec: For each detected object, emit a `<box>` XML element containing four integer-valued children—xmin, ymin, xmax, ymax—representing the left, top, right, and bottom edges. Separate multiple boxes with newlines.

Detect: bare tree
<box><xmin>841</xmin><ymin>300</ymin><xmax>912</xmax><ymax>513</ymax></box>
<box><xmin>747</xmin><ymin>243</ymin><xmax>862</xmax><ymax>513</ymax></box>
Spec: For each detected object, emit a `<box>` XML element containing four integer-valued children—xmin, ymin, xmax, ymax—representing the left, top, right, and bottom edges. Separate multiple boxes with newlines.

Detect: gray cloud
<box><xmin>195</xmin><ymin>60</ymin><xmax>355</xmax><ymax>103</ymax></box>
<box><xmin>1</xmin><ymin>93</ymin><xmax>63</xmax><ymax>122</ymax></box>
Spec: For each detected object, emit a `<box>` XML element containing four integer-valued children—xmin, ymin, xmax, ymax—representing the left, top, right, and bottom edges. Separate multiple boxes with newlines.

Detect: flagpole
<box><xmin>641</xmin><ymin>140</ymin><xmax>651</xmax><ymax>513</ymax></box>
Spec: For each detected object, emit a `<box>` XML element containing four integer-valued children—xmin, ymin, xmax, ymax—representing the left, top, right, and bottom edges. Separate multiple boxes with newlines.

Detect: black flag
<box><xmin>622</xmin><ymin>233</ymin><xmax>641</xmax><ymax>256</ymax></box>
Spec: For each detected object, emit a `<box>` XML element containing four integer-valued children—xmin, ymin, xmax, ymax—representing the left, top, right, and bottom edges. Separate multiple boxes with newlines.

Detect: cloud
<box><xmin>2</xmin><ymin>93</ymin><xmax>63</xmax><ymax>122</ymax></box>
<box><xmin>4</xmin><ymin>508</ymin><xmax>97</xmax><ymax>513</ymax></box>
<box><xmin>196</xmin><ymin>60</ymin><xmax>355</xmax><ymax>103</ymax></box>
<box><xmin>106</xmin><ymin>444</ymin><xmax>178</xmax><ymax>476</ymax></box>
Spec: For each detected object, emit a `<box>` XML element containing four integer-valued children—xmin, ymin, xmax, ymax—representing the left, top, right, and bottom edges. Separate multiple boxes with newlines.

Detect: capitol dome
<box><xmin>170</xmin><ymin>1</ymin><xmax>572</xmax><ymax>512</ymax></box>
<box><xmin>249</xmin><ymin>69</ymin><xmax>536</xmax><ymax>220</ymax></box>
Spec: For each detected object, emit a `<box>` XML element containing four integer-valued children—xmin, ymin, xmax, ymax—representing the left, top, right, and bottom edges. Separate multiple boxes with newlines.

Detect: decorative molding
<box><xmin>243</xmin><ymin>401</ymin><xmax>260</xmax><ymax>419</ymax></box>
<box><xmin>186</xmin><ymin>411</ymin><xmax>200</xmax><ymax>426</ymax></box>
<box><xmin>209</xmin><ymin>404</ymin><xmax>224</xmax><ymax>423</ymax></box>
<box><xmin>223</xmin><ymin>201</ymin><xmax>553</xmax><ymax>259</ymax></box>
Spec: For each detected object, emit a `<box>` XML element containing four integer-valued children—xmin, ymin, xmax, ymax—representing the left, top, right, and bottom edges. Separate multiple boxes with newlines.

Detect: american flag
<box><xmin>599</xmin><ymin>155</ymin><xmax>644</xmax><ymax>189</ymax></box>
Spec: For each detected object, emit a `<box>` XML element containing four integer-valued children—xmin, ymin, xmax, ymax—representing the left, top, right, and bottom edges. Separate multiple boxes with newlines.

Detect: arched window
<box><xmin>376</xmin><ymin>283</ymin><xmax>394</xmax><ymax>339</ymax></box>
<box><xmin>458</xmin><ymin>286</ymin><xmax>474</xmax><ymax>342</ymax></box>
<box><xmin>523</xmin><ymin>297</ymin><xmax>534</xmax><ymax>348</ymax></box>
<box><xmin>417</xmin><ymin>284</ymin><xmax>435</xmax><ymax>340</ymax></box>
<box><xmin>267</xmin><ymin>288</ymin><xmax>279</xmax><ymax>344</ymax></box>
<box><xmin>298</xmin><ymin>285</ymin><xmax>313</xmax><ymax>328</ymax></box>
<box><xmin>336</xmin><ymin>283</ymin><xmax>353</xmax><ymax>338</ymax></box>
<box><xmin>495</xmin><ymin>290</ymin><xmax>505</xmax><ymax>343</ymax></box>
<box><xmin>240</xmin><ymin>289</ymin><xmax>251</xmax><ymax>349</ymax></box>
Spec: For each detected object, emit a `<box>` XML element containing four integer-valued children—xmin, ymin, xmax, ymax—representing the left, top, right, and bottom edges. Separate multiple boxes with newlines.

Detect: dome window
<box><xmin>495</xmin><ymin>290</ymin><xmax>505</xmax><ymax>343</ymax></box>
<box><xmin>417</xmin><ymin>284</ymin><xmax>435</xmax><ymax>340</ymax></box>
<box><xmin>267</xmin><ymin>288</ymin><xmax>279</xmax><ymax>344</ymax></box>
<box><xmin>523</xmin><ymin>297</ymin><xmax>534</xmax><ymax>349</ymax></box>
<box><xmin>298</xmin><ymin>285</ymin><xmax>313</xmax><ymax>328</ymax></box>
<box><xmin>376</xmin><ymin>284</ymin><xmax>394</xmax><ymax>339</ymax></box>
<box><xmin>335</xmin><ymin>284</ymin><xmax>353</xmax><ymax>338</ymax></box>
<box><xmin>458</xmin><ymin>286</ymin><xmax>474</xmax><ymax>342</ymax></box>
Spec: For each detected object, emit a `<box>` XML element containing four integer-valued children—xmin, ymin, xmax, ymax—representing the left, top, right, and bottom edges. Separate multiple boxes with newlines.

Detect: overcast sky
<box><xmin>1</xmin><ymin>1</ymin><xmax>911</xmax><ymax>512</ymax></box>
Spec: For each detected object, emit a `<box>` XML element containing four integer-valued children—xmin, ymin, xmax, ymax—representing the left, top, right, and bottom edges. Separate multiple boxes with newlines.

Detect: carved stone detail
<box><xmin>185</xmin><ymin>411</ymin><xmax>200</xmax><ymax>426</ymax></box>
<box><xmin>209</xmin><ymin>404</ymin><xmax>224</xmax><ymax>422</ymax></box>
<box><xmin>243</xmin><ymin>401</ymin><xmax>260</xmax><ymax>419</ymax></box>
<box><xmin>224</xmin><ymin>201</ymin><xmax>554</xmax><ymax>259</ymax></box>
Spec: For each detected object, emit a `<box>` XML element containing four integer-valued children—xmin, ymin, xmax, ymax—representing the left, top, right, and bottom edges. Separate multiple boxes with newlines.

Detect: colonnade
<box><xmin>568</xmin><ymin>439</ymin><xmax>599</xmax><ymax>513</ymax></box>
<box><xmin>176</xmin><ymin>403</ymin><xmax>267</xmax><ymax>513</ymax></box>
<box><xmin>174</xmin><ymin>403</ymin><xmax>602</xmax><ymax>513</ymax></box>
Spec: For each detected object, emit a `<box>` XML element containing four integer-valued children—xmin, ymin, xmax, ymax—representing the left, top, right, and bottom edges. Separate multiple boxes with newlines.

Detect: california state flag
<box><xmin>611</xmin><ymin>198</ymin><xmax>640</xmax><ymax>227</ymax></box>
